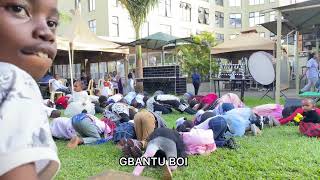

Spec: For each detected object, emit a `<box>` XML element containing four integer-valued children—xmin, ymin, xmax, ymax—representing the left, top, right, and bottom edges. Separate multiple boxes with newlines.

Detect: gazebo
<box><xmin>211</xmin><ymin>29</ymin><xmax>275</xmax><ymax>60</ymax></box>
<box><xmin>55</xmin><ymin>9</ymin><xmax>129</xmax><ymax>91</ymax></box>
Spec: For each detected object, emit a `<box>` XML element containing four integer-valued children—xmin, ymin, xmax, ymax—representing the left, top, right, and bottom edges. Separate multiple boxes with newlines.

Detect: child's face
<box><xmin>73</xmin><ymin>82</ymin><xmax>82</xmax><ymax>92</ymax></box>
<box><xmin>302</xmin><ymin>100</ymin><xmax>314</xmax><ymax>112</ymax></box>
<box><xmin>0</xmin><ymin>0</ymin><xmax>58</xmax><ymax>80</ymax></box>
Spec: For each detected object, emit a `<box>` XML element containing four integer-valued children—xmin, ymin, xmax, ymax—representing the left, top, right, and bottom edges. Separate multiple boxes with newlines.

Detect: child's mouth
<box><xmin>20</xmin><ymin>46</ymin><xmax>55</xmax><ymax>61</ymax></box>
<box><xmin>21</xmin><ymin>50</ymin><xmax>53</xmax><ymax>61</ymax></box>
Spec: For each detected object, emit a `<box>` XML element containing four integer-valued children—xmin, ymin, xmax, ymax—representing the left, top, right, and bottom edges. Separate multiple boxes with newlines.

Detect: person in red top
<box><xmin>279</xmin><ymin>99</ymin><xmax>320</xmax><ymax>125</ymax></box>
<box><xmin>184</xmin><ymin>93</ymin><xmax>218</xmax><ymax>111</ymax></box>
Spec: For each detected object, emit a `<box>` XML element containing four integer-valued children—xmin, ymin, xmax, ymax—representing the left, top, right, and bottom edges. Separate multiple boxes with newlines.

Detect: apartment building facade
<box><xmin>58</xmin><ymin>0</ymin><xmax>291</xmax><ymax>42</ymax></box>
<box><xmin>56</xmin><ymin>0</ymin><xmax>305</xmax><ymax>78</ymax></box>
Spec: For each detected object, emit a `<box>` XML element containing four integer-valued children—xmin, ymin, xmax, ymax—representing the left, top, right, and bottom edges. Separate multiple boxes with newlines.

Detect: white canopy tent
<box><xmin>56</xmin><ymin>9</ymin><xmax>129</xmax><ymax>92</ymax></box>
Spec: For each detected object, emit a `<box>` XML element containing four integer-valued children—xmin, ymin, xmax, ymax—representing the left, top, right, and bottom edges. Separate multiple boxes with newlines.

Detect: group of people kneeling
<box><xmin>46</xmin><ymin>88</ymin><xmax>320</xmax><ymax>179</ymax></box>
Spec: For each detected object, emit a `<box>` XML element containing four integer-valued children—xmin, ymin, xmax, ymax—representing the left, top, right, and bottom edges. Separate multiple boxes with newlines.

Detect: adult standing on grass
<box><xmin>192</xmin><ymin>69</ymin><xmax>201</xmax><ymax>95</ymax></box>
<box><xmin>300</xmin><ymin>53</ymin><xmax>319</xmax><ymax>93</ymax></box>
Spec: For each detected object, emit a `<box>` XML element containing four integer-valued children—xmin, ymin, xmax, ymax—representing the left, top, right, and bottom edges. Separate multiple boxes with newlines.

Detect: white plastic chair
<box><xmin>48</xmin><ymin>79</ymin><xmax>65</xmax><ymax>102</ymax></box>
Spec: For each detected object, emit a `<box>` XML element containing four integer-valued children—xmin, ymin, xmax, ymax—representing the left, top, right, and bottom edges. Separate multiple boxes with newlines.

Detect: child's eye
<box><xmin>47</xmin><ymin>20</ymin><xmax>59</xmax><ymax>29</ymax></box>
<box><xmin>6</xmin><ymin>5</ymin><xmax>30</xmax><ymax>18</ymax></box>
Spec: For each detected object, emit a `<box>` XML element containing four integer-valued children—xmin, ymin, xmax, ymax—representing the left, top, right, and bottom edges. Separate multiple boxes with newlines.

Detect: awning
<box><xmin>57</xmin><ymin>10</ymin><xmax>129</xmax><ymax>54</ymax></box>
<box><xmin>211</xmin><ymin>30</ymin><xmax>275</xmax><ymax>58</ymax></box>
<box><xmin>261</xmin><ymin>0</ymin><xmax>320</xmax><ymax>35</ymax></box>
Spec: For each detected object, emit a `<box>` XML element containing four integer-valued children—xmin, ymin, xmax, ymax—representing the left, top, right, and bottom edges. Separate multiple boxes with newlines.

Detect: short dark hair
<box><xmin>128</xmin><ymin>72</ymin><xmax>133</xmax><ymax>79</ymax></box>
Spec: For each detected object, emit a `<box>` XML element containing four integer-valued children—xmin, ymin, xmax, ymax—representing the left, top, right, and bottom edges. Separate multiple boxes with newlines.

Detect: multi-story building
<box><xmin>58</xmin><ymin>0</ymin><xmax>290</xmax><ymax>42</ymax></box>
<box><xmin>56</xmin><ymin>0</ymin><xmax>305</xmax><ymax>76</ymax></box>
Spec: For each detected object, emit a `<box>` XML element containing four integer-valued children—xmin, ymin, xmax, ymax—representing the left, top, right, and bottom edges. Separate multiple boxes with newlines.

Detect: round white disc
<box><xmin>248</xmin><ymin>51</ymin><xmax>275</xmax><ymax>85</ymax></box>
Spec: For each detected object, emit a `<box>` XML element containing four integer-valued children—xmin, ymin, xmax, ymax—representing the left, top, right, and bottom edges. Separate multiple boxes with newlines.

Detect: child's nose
<box><xmin>32</xmin><ymin>20</ymin><xmax>55</xmax><ymax>43</ymax></box>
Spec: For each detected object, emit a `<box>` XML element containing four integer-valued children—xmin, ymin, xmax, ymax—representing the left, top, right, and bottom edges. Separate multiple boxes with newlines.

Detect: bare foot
<box><xmin>162</xmin><ymin>164</ymin><xmax>172</xmax><ymax>180</ymax></box>
<box><xmin>67</xmin><ymin>136</ymin><xmax>81</xmax><ymax>149</ymax></box>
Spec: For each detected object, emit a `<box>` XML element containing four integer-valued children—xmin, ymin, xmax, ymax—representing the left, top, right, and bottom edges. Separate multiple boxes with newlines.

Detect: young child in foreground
<box><xmin>0</xmin><ymin>0</ymin><xmax>60</xmax><ymax>179</ymax></box>
<box><xmin>298</xmin><ymin>99</ymin><xmax>320</xmax><ymax>137</ymax></box>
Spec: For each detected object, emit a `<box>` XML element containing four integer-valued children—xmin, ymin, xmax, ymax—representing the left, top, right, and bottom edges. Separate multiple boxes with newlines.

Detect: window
<box><xmin>260</xmin><ymin>32</ymin><xmax>265</xmax><ymax>38</ymax></box>
<box><xmin>229</xmin><ymin>13</ymin><xmax>241</xmax><ymax>28</ymax></box>
<box><xmin>229</xmin><ymin>0</ymin><xmax>241</xmax><ymax>7</ymax></box>
<box><xmin>111</xmin><ymin>0</ymin><xmax>118</xmax><ymax>7</ymax></box>
<box><xmin>215</xmin><ymin>11</ymin><xmax>224</xmax><ymax>28</ymax></box>
<box><xmin>270</xmin><ymin>0</ymin><xmax>275</xmax><ymax>2</ymax></box>
<box><xmin>270</xmin><ymin>11</ymin><xmax>276</xmax><ymax>21</ymax></box>
<box><xmin>160</xmin><ymin>24</ymin><xmax>171</xmax><ymax>35</ymax></box>
<box><xmin>180</xmin><ymin>2</ymin><xmax>191</xmax><ymax>22</ymax></box>
<box><xmin>88</xmin><ymin>0</ymin><xmax>95</xmax><ymax>12</ymax></box>
<box><xmin>198</xmin><ymin>7</ymin><xmax>210</xmax><ymax>25</ymax></box>
<box><xmin>230</xmin><ymin>34</ymin><xmax>237</xmax><ymax>39</ymax></box>
<box><xmin>88</xmin><ymin>19</ymin><xmax>96</xmax><ymax>33</ymax></box>
<box><xmin>111</xmin><ymin>16</ymin><xmax>119</xmax><ymax>37</ymax></box>
<box><xmin>216</xmin><ymin>33</ymin><xmax>224</xmax><ymax>42</ymax></box>
<box><xmin>249</xmin><ymin>12</ymin><xmax>264</xmax><ymax>27</ymax></box>
<box><xmin>159</xmin><ymin>0</ymin><xmax>171</xmax><ymax>17</ymax></box>
<box><xmin>75</xmin><ymin>0</ymin><xmax>80</xmax><ymax>9</ymax></box>
<box><xmin>249</xmin><ymin>0</ymin><xmax>264</xmax><ymax>5</ymax></box>
<box><xmin>216</xmin><ymin>0</ymin><xmax>224</xmax><ymax>6</ymax></box>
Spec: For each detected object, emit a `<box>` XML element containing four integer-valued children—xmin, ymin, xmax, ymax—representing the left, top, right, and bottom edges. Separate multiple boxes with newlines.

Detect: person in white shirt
<box><xmin>0</xmin><ymin>0</ymin><xmax>60</xmax><ymax>178</ymax></box>
<box><xmin>51</xmin><ymin>74</ymin><xmax>70</xmax><ymax>94</ymax></box>
<box><xmin>50</xmin><ymin>117</ymin><xmax>76</xmax><ymax>140</ymax></box>
<box><xmin>64</xmin><ymin>81</ymin><xmax>95</xmax><ymax>117</ymax></box>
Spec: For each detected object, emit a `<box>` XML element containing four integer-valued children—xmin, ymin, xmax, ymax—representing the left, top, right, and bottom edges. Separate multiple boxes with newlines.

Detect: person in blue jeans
<box><xmin>192</xmin><ymin>69</ymin><xmax>201</xmax><ymax>95</ymax></box>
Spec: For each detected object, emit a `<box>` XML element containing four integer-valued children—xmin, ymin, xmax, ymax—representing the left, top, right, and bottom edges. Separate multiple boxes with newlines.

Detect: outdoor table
<box><xmin>212</xmin><ymin>78</ymin><xmax>250</xmax><ymax>101</ymax></box>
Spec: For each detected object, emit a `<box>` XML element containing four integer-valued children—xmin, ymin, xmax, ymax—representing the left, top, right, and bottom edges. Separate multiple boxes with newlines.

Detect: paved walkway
<box><xmin>187</xmin><ymin>82</ymin><xmax>299</xmax><ymax>99</ymax></box>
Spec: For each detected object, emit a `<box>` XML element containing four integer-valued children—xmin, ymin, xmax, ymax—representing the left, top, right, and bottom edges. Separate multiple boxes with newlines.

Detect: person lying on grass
<box><xmin>50</xmin><ymin>117</ymin><xmax>76</xmax><ymax>140</ymax></box>
<box><xmin>184</xmin><ymin>92</ymin><xmax>218</xmax><ymax>111</ymax></box>
<box><xmin>297</xmin><ymin>99</ymin><xmax>320</xmax><ymax>137</ymax></box>
<box><xmin>0</xmin><ymin>0</ymin><xmax>60</xmax><ymax>179</ymax></box>
<box><xmin>176</xmin><ymin>117</ymin><xmax>234</xmax><ymax>150</ymax></box>
<box><xmin>147</xmin><ymin>93</ymin><xmax>197</xmax><ymax>115</ymax></box>
<box><xmin>132</xmin><ymin>128</ymin><xmax>186</xmax><ymax>180</ymax></box>
<box><xmin>119</xmin><ymin>109</ymin><xmax>167</xmax><ymax>157</ymax></box>
<box><xmin>67</xmin><ymin>110</ymin><xmax>111</xmax><ymax>148</ymax></box>
<box><xmin>278</xmin><ymin>98</ymin><xmax>320</xmax><ymax>125</ymax></box>
<box><xmin>194</xmin><ymin>107</ymin><xmax>268</xmax><ymax>137</ymax></box>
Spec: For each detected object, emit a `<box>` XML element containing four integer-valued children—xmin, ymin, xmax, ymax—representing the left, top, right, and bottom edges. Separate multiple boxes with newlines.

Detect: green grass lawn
<box><xmin>55</xmin><ymin>97</ymin><xmax>320</xmax><ymax>179</ymax></box>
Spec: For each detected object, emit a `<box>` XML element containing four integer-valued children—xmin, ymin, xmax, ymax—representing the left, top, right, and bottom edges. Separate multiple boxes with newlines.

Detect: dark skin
<box><xmin>0</xmin><ymin>0</ymin><xmax>59</xmax><ymax>81</ymax></box>
<box><xmin>0</xmin><ymin>0</ymin><xmax>59</xmax><ymax>179</ymax></box>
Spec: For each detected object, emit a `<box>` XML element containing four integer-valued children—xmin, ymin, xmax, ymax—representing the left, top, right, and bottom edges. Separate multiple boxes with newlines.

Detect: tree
<box><xmin>178</xmin><ymin>31</ymin><xmax>218</xmax><ymax>81</ymax></box>
<box><xmin>118</xmin><ymin>0</ymin><xmax>159</xmax><ymax>92</ymax></box>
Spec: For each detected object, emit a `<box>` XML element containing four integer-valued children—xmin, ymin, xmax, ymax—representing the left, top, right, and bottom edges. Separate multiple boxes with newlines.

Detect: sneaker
<box><xmin>263</xmin><ymin>116</ymin><xmax>273</xmax><ymax>127</ymax></box>
<box><xmin>130</xmin><ymin>146</ymin><xmax>142</xmax><ymax>158</ymax></box>
<box><xmin>127</xmin><ymin>139</ymin><xmax>143</xmax><ymax>150</ymax></box>
<box><xmin>225</xmin><ymin>138</ymin><xmax>238</xmax><ymax>149</ymax></box>
<box><xmin>122</xmin><ymin>145</ymin><xmax>132</xmax><ymax>158</ymax></box>
<box><xmin>255</xmin><ymin>116</ymin><xmax>264</xmax><ymax>130</ymax></box>
<box><xmin>251</xmin><ymin>124</ymin><xmax>262</xmax><ymax>136</ymax></box>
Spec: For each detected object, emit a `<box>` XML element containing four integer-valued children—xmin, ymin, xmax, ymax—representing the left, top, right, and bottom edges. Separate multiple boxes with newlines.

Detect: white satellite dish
<box><xmin>248</xmin><ymin>51</ymin><xmax>275</xmax><ymax>85</ymax></box>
